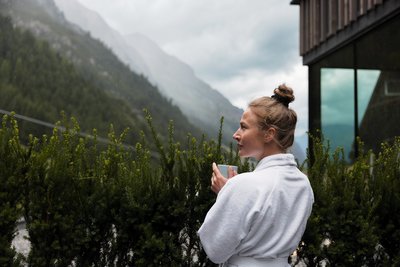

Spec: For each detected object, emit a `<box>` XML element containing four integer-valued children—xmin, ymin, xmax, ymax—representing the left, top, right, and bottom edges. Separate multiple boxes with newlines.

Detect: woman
<box><xmin>198</xmin><ymin>84</ymin><xmax>314</xmax><ymax>267</ymax></box>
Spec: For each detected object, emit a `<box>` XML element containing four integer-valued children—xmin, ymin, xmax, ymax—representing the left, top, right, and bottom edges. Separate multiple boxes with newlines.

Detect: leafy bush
<box><xmin>1</xmin><ymin>113</ymin><xmax>248</xmax><ymax>266</ymax></box>
<box><xmin>1</xmin><ymin>114</ymin><xmax>399</xmax><ymax>266</ymax></box>
<box><xmin>0</xmin><ymin>115</ymin><xmax>27</xmax><ymax>266</ymax></box>
<box><xmin>298</xmin><ymin>135</ymin><xmax>400</xmax><ymax>266</ymax></box>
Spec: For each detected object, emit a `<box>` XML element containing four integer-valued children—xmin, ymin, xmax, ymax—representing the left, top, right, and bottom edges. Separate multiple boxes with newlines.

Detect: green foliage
<box><xmin>0</xmin><ymin>114</ymin><xmax>27</xmax><ymax>266</ymax></box>
<box><xmin>0</xmin><ymin>113</ymin><xmax>249</xmax><ymax>266</ymax></box>
<box><xmin>297</xmin><ymin>135</ymin><xmax>400</xmax><ymax>266</ymax></box>
<box><xmin>1</xmin><ymin>113</ymin><xmax>400</xmax><ymax>266</ymax></box>
<box><xmin>372</xmin><ymin>139</ymin><xmax>400</xmax><ymax>265</ymax></box>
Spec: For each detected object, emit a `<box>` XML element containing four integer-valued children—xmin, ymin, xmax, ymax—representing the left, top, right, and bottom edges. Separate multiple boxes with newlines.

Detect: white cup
<box><xmin>217</xmin><ymin>164</ymin><xmax>238</xmax><ymax>177</ymax></box>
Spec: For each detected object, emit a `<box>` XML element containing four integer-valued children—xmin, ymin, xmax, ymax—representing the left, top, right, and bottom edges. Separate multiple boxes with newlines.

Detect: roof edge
<box><xmin>301</xmin><ymin>1</ymin><xmax>400</xmax><ymax>65</ymax></box>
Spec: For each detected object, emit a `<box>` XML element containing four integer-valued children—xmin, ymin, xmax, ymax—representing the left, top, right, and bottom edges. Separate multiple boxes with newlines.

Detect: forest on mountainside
<box><xmin>0</xmin><ymin>15</ymin><xmax>142</xmax><ymax>142</ymax></box>
<box><xmin>0</xmin><ymin>13</ymin><xmax>201</xmax><ymax>146</ymax></box>
<box><xmin>0</xmin><ymin>0</ymin><xmax>203</xmax><ymax>144</ymax></box>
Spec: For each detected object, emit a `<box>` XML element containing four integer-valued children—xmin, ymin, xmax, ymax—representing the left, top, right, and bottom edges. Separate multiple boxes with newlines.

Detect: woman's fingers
<box><xmin>211</xmin><ymin>162</ymin><xmax>229</xmax><ymax>194</ymax></box>
<box><xmin>212</xmin><ymin>162</ymin><xmax>221</xmax><ymax>176</ymax></box>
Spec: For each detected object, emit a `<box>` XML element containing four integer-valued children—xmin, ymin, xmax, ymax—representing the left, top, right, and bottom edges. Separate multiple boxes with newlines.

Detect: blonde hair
<box><xmin>248</xmin><ymin>84</ymin><xmax>297</xmax><ymax>150</ymax></box>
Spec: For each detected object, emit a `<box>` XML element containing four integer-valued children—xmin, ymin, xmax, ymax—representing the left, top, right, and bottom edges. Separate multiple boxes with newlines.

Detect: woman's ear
<box><xmin>264</xmin><ymin>127</ymin><xmax>276</xmax><ymax>143</ymax></box>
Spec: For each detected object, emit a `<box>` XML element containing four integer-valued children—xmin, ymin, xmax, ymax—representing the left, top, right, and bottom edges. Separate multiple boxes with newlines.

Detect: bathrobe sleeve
<box><xmin>197</xmin><ymin>174</ymin><xmax>269</xmax><ymax>263</ymax></box>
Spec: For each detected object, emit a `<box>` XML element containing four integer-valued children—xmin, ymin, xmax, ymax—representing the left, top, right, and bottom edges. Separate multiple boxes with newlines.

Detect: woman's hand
<box><xmin>210</xmin><ymin>162</ymin><xmax>237</xmax><ymax>194</ymax></box>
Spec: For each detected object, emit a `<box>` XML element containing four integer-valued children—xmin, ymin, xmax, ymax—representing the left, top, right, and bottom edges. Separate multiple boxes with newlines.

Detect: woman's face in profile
<box><xmin>233</xmin><ymin>108</ymin><xmax>266</xmax><ymax>160</ymax></box>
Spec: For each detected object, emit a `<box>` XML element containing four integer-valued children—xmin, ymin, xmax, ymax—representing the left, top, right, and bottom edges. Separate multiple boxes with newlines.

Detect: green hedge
<box><xmin>0</xmin><ymin>113</ymin><xmax>249</xmax><ymax>266</ymax></box>
<box><xmin>0</xmin><ymin>115</ymin><xmax>26</xmax><ymax>266</ymax></box>
<box><xmin>298</xmin><ymin>135</ymin><xmax>400</xmax><ymax>266</ymax></box>
<box><xmin>1</xmin><ymin>114</ymin><xmax>399</xmax><ymax>266</ymax></box>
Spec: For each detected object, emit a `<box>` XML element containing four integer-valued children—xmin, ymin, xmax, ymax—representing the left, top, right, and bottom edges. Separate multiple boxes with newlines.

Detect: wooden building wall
<box><xmin>299</xmin><ymin>0</ymin><xmax>385</xmax><ymax>55</ymax></box>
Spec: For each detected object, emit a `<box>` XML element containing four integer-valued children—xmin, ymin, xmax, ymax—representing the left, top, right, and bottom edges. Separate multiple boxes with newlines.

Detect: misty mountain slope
<box><xmin>0</xmin><ymin>0</ymin><xmax>201</xmax><ymax>143</ymax></box>
<box><xmin>53</xmin><ymin>0</ymin><xmax>243</xmax><ymax>142</ymax></box>
<box><xmin>124</xmin><ymin>33</ymin><xmax>243</xmax><ymax>138</ymax></box>
<box><xmin>0</xmin><ymin>14</ymin><xmax>149</xmax><ymax>143</ymax></box>
<box><xmin>53</xmin><ymin>0</ymin><xmax>151</xmax><ymax>78</ymax></box>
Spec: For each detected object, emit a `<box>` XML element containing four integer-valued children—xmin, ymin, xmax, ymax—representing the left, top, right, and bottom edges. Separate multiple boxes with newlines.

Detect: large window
<box><xmin>312</xmin><ymin>15</ymin><xmax>400</xmax><ymax>161</ymax></box>
<box><xmin>320</xmin><ymin>67</ymin><xmax>399</xmax><ymax>160</ymax></box>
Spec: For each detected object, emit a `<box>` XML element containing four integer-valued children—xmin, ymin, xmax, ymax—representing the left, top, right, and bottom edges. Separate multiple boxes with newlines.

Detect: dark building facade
<box><xmin>291</xmin><ymin>0</ymin><xmax>400</xmax><ymax>160</ymax></box>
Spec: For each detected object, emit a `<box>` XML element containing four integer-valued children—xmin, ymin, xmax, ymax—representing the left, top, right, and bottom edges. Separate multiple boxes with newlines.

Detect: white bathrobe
<box><xmin>198</xmin><ymin>153</ymin><xmax>314</xmax><ymax>265</ymax></box>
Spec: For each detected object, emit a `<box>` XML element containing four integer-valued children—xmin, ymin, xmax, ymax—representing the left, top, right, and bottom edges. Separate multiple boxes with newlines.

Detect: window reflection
<box><xmin>321</xmin><ymin>68</ymin><xmax>400</xmax><ymax>160</ymax></box>
<box><xmin>357</xmin><ymin>70</ymin><xmax>380</xmax><ymax>126</ymax></box>
<box><xmin>321</xmin><ymin>68</ymin><xmax>354</xmax><ymax>161</ymax></box>
<box><xmin>359</xmin><ymin>70</ymin><xmax>400</xmax><ymax>152</ymax></box>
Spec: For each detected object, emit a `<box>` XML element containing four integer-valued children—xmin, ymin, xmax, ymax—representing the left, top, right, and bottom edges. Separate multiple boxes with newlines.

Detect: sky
<box><xmin>74</xmin><ymin>0</ymin><xmax>309</xmax><ymax>137</ymax></box>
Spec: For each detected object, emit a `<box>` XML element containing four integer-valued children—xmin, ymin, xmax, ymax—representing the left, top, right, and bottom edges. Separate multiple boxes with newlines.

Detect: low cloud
<box><xmin>76</xmin><ymin>0</ymin><xmax>306</xmax><ymax>135</ymax></box>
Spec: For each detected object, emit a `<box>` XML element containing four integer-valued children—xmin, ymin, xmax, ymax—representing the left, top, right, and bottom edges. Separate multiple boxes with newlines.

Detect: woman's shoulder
<box><xmin>223</xmin><ymin>170</ymin><xmax>279</xmax><ymax>195</ymax></box>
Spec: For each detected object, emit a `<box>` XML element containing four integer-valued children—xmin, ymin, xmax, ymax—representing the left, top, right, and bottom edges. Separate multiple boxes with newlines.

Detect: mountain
<box><xmin>52</xmin><ymin>0</ymin><xmax>150</xmax><ymax>78</ymax></box>
<box><xmin>0</xmin><ymin>0</ymin><xmax>201</xmax><ymax>144</ymax></box>
<box><xmin>53</xmin><ymin>0</ymin><xmax>243</xmax><ymax>143</ymax></box>
<box><xmin>1</xmin><ymin>0</ymin><xmax>307</xmax><ymax>161</ymax></box>
<box><xmin>123</xmin><ymin>33</ymin><xmax>243</xmax><ymax>141</ymax></box>
<box><xmin>0</xmin><ymin>14</ymin><xmax>148</xmax><ymax>143</ymax></box>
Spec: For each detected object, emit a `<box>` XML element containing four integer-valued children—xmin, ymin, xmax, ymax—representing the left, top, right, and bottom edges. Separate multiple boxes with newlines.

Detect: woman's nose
<box><xmin>232</xmin><ymin>129</ymin><xmax>240</xmax><ymax>141</ymax></box>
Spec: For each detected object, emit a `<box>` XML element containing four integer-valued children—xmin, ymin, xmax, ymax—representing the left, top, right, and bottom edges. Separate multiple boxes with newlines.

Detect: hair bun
<box><xmin>271</xmin><ymin>84</ymin><xmax>295</xmax><ymax>107</ymax></box>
